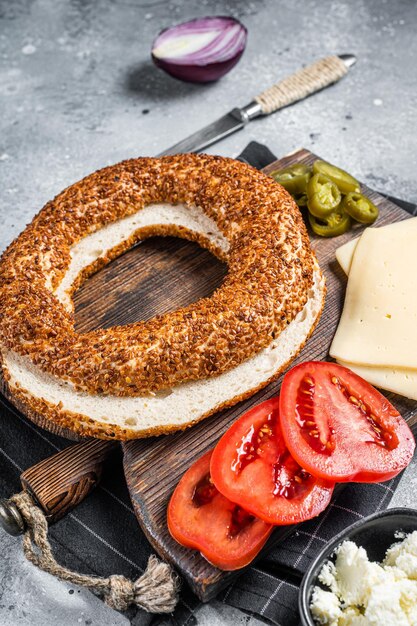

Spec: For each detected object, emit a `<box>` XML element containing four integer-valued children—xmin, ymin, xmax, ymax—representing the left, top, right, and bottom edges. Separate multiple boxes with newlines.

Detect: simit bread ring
<box><xmin>0</xmin><ymin>154</ymin><xmax>325</xmax><ymax>439</ymax></box>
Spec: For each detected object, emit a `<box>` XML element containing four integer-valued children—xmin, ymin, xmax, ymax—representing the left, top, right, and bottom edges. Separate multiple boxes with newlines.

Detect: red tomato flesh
<box><xmin>167</xmin><ymin>450</ymin><xmax>273</xmax><ymax>571</ymax></box>
<box><xmin>279</xmin><ymin>361</ymin><xmax>415</xmax><ymax>483</ymax></box>
<box><xmin>210</xmin><ymin>397</ymin><xmax>334</xmax><ymax>525</ymax></box>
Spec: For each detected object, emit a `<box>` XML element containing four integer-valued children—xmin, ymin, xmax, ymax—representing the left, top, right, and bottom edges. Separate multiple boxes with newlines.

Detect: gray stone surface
<box><xmin>0</xmin><ymin>0</ymin><xmax>416</xmax><ymax>624</ymax></box>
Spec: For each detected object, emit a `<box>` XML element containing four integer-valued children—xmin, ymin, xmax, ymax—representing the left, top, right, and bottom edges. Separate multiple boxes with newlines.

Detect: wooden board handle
<box><xmin>20</xmin><ymin>439</ymin><xmax>117</xmax><ymax>523</ymax></box>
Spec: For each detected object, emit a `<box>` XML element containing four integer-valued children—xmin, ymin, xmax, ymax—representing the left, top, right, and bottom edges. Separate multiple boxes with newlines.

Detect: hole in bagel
<box><xmin>73</xmin><ymin>236</ymin><xmax>228</xmax><ymax>333</ymax></box>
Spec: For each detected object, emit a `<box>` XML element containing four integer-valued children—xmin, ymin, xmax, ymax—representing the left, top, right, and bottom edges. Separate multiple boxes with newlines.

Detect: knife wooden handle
<box><xmin>254</xmin><ymin>55</ymin><xmax>348</xmax><ymax>115</ymax></box>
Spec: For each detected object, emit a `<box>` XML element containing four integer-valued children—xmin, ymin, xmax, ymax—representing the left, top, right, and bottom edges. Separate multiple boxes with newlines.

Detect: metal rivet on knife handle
<box><xmin>254</xmin><ymin>54</ymin><xmax>356</xmax><ymax>116</ymax></box>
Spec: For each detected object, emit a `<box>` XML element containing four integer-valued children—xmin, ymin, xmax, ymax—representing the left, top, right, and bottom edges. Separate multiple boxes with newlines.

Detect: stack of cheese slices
<box><xmin>330</xmin><ymin>217</ymin><xmax>417</xmax><ymax>400</ymax></box>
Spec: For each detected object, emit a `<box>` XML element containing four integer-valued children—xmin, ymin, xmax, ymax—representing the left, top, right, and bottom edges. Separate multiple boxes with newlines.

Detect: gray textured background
<box><xmin>1</xmin><ymin>0</ymin><xmax>417</xmax><ymax>624</ymax></box>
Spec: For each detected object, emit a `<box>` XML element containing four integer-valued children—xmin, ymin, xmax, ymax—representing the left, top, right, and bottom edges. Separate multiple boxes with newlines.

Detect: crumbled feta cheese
<box><xmin>332</xmin><ymin>541</ymin><xmax>385</xmax><ymax>606</ymax></box>
<box><xmin>318</xmin><ymin>560</ymin><xmax>339</xmax><ymax>594</ymax></box>
<box><xmin>310</xmin><ymin>532</ymin><xmax>417</xmax><ymax>625</ymax></box>
<box><xmin>339</xmin><ymin>607</ymin><xmax>368</xmax><ymax>626</ymax></box>
<box><xmin>365</xmin><ymin>579</ymin><xmax>417</xmax><ymax>626</ymax></box>
<box><xmin>384</xmin><ymin>530</ymin><xmax>417</xmax><ymax>579</ymax></box>
<box><xmin>310</xmin><ymin>588</ymin><xmax>342</xmax><ymax>626</ymax></box>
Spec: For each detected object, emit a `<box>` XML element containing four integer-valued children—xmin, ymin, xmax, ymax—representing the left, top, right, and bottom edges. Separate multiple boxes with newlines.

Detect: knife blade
<box><xmin>158</xmin><ymin>54</ymin><xmax>356</xmax><ymax>157</ymax></box>
<box><xmin>159</xmin><ymin>108</ymin><xmax>250</xmax><ymax>156</ymax></box>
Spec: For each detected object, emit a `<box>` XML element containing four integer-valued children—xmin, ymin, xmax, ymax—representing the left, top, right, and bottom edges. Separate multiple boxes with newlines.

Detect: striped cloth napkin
<box><xmin>0</xmin><ymin>142</ymin><xmax>415</xmax><ymax>626</ymax></box>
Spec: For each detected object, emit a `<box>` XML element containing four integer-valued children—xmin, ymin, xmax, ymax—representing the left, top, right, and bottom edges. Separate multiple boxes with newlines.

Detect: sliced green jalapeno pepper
<box><xmin>313</xmin><ymin>160</ymin><xmax>360</xmax><ymax>195</ymax></box>
<box><xmin>308</xmin><ymin>207</ymin><xmax>352</xmax><ymax>238</ymax></box>
<box><xmin>342</xmin><ymin>192</ymin><xmax>379</xmax><ymax>224</ymax></box>
<box><xmin>307</xmin><ymin>173</ymin><xmax>341</xmax><ymax>218</ymax></box>
<box><xmin>296</xmin><ymin>194</ymin><xmax>308</xmax><ymax>208</ymax></box>
<box><xmin>270</xmin><ymin>164</ymin><xmax>312</xmax><ymax>196</ymax></box>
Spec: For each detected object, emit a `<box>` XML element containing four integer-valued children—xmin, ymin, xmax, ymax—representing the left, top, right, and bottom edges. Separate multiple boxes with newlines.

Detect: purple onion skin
<box><xmin>152</xmin><ymin>48</ymin><xmax>246</xmax><ymax>83</ymax></box>
<box><xmin>151</xmin><ymin>16</ymin><xmax>247</xmax><ymax>84</ymax></box>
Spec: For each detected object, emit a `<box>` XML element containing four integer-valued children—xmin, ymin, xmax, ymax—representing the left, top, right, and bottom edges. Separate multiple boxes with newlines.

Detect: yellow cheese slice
<box><xmin>334</xmin><ymin>218</ymin><xmax>417</xmax><ymax>398</ymax></box>
<box><xmin>330</xmin><ymin>217</ymin><xmax>417</xmax><ymax>369</ymax></box>
<box><xmin>336</xmin><ymin>220</ymin><xmax>415</xmax><ymax>277</ymax></box>
<box><xmin>335</xmin><ymin>237</ymin><xmax>359</xmax><ymax>275</ymax></box>
<box><xmin>337</xmin><ymin>360</ymin><xmax>417</xmax><ymax>401</ymax></box>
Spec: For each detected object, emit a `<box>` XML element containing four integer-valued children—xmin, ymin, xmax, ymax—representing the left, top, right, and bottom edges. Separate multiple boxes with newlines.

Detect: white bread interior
<box><xmin>2</xmin><ymin>203</ymin><xmax>325</xmax><ymax>435</ymax></box>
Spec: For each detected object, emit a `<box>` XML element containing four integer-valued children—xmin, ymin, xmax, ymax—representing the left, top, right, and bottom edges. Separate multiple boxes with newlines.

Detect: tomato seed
<box><xmin>333</xmin><ymin>376</ymin><xmax>396</xmax><ymax>450</ymax></box>
<box><xmin>296</xmin><ymin>376</ymin><xmax>333</xmax><ymax>455</ymax></box>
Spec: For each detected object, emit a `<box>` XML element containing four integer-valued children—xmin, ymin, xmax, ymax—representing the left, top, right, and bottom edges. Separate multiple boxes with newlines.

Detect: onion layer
<box><xmin>151</xmin><ymin>16</ymin><xmax>248</xmax><ymax>83</ymax></box>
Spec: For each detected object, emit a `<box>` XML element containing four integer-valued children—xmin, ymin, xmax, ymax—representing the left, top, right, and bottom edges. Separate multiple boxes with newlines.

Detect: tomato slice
<box><xmin>210</xmin><ymin>397</ymin><xmax>334</xmax><ymax>525</ymax></box>
<box><xmin>279</xmin><ymin>361</ymin><xmax>415</xmax><ymax>483</ymax></box>
<box><xmin>167</xmin><ymin>450</ymin><xmax>273</xmax><ymax>570</ymax></box>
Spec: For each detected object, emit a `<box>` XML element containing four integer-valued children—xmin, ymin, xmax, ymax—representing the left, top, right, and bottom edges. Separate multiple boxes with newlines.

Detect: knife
<box><xmin>158</xmin><ymin>54</ymin><xmax>356</xmax><ymax>156</ymax></box>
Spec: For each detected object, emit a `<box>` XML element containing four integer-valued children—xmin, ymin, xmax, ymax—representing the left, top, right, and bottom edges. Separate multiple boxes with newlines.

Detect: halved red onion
<box><xmin>151</xmin><ymin>16</ymin><xmax>247</xmax><ymax>83</ymax></box>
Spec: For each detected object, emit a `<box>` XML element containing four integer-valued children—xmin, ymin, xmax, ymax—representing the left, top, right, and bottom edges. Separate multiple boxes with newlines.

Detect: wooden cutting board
<box><xmin>3</xmin><ymin>149</ymin><xmax>417</xmax><ymax>601</ymax></box>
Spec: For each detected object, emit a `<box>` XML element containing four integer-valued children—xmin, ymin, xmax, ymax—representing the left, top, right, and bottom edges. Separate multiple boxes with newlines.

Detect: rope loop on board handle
<box><xmin>8</xmin><ymin>491</ymin><xmax>180</xmax><ymax>614</ymax></box>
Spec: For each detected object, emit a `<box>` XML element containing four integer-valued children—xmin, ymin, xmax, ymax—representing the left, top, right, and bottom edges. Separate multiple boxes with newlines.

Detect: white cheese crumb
<box><xmin>366</xmin><ymin>579</ymin><xmax>417</xmax><ymax>626</ymax></box>
<box><xmin>310</xmin><ymin>532</ymin><xmax>417</xmax><ymax>625</ymax></box>
<box><xmin>310</xmin><ymin>588</ymin><xmax>342</xmax><ymax>626</ymax></box>
<box><xmin>384</xmin><ymin>530</ymin><xmax>417</xmax><ymax>579</ymax></box>
<box><xmin>395</xmin><ymin>530</ymin><xmax>407</xmax><ymax>539</ymax></box>
<box><xmin>318</xmin><ymin>560</ymin><xmax>339</xmax><ymax>594</ymax></box>
<box><xmin>332</xmin><ymin>541</ymin><xmax>386</xmax><ymax>606</ymax></box>
<box><xmin>338</xmin><ymin>607</ymin><xmax>368</xmax><ymax>626</ymax></box>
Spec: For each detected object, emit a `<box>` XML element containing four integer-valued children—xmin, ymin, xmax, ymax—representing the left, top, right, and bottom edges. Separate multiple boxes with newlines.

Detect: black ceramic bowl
<box><xmin>299</xmin><ymin>507</ymin><xmax>417</xmax><ymax>626</ymax></box>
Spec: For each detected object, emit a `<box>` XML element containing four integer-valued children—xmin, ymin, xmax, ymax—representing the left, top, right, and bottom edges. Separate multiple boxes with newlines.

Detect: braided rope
<box><xmin>10</xmin><ymin>491</ymin><xmax>180</xmax><ymax>613</ymax></box>
<box><xmin>255</xmin><ymin>56</ymin><xmax>347</xmax><ymax>115</ymax></box>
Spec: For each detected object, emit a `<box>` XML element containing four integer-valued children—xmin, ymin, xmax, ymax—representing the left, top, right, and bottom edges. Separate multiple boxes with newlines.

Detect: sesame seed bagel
<box><xmin>0</xmin><ymin>154</ymin><xmax>325</xmax><ymax>439</ymax></box>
